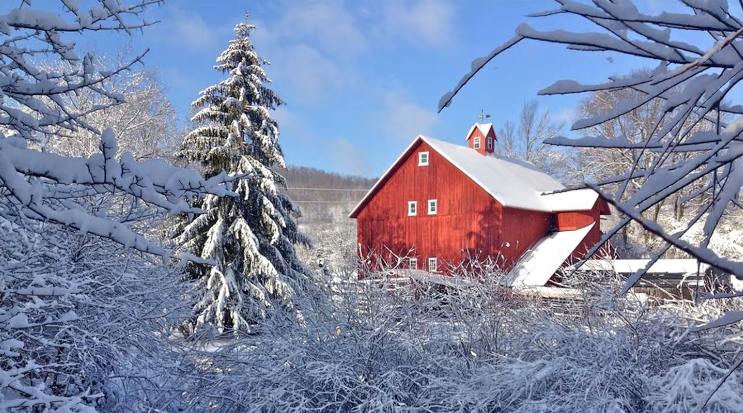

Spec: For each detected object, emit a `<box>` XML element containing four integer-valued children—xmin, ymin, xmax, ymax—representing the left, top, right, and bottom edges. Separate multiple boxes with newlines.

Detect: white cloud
<box><xmin>268</xmin><ymin>44</ymin><xmax>354</xmax><ymax>106</ymax></box>
<box><xmin>552</xmin><ymin>107</ymin><xmax>577</xmax><ymax>128</ymax></box>
<box><xmin>276</xmin><ymin>2</ymin><xmax>368</xmax><ymax>57</ymax></box>
<box><xmin>253</xmin><ymin>1</ymin><xmax>366</xmax><ymax>61</ymax></box>
<box><xmin>273</xmin><ymin>107</ymin><xmax>300</xmax><ymax>136</ymax></box>
<box><xmin>155</xmin><ymin>10</ymin><xmax>229</xmax><ymax>53</ymax></box>
<box><xmin>251</xmin><ymin>0</ymin><xmax>458</xmax><ymax>108</ymax></box>
<box><xmin>380</xmin><ymin>0</ymin><xmax>456</xmax><ymax>47</ymax></box>
<box><xmin>274</xmin><ymin>108</ymin><xmax>372</xmax><ymax>176</ymax></box>
<box><xmin>330</xmin><ymin>138</ymin><xmax>374</xmax><ymax>176</ymax></box>
<box><xmin>251</xmin><ymin>2</ymin><xmax>362</xmax><ymax>107</ymax></box>
<box><xmin>249</xmin><ymin>1</ymin><xmax>452</xmax><ymax>173</ymax></box>
<box><xmin>380</xmin><ymin>92</ymin><xmax>439</xmax><ymax>141</ymax></box>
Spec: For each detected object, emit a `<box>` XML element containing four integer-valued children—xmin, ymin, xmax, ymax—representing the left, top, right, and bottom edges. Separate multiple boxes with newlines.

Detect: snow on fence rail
<box><xmin>570</xmin><ymin>259</ymin><xmax>737</xmax><ymax>295</ymax></box>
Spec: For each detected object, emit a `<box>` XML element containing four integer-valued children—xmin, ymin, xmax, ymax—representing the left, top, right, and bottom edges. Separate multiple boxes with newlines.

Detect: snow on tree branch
<box><xmin>0</xmin><ymin>1</ymin><xmax>236</xmax><ymax>262</ymax></box>
<box><xmin>439</xmin><ymin>0</ymin><xmax>743</xmax><ymax>287</ymax></box>
<box><xmin>1</xmin><ymin>130</ymin><xmax>235</xmax><ymax>260</ymax></box>
<box><xmin>0</xmin><ymin>1</ymin><xmax>161</xmax><ymax>143</ymax></box>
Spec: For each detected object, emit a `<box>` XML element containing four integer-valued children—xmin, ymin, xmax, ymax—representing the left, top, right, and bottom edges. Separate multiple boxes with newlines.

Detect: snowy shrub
<box><xmin>0</xmin><ymin>216</ymin><xmax>193</xmax><ymax>411</ymax></box>
<box><xmin>297</xmin><ymin>218</ymin><xmax>358</xmax><ymax>281</ymax></box>
<box><xmin>156</xmin><ymin>264</ymin><xmax>743</xmax><ymax>413</ymax></box>
<box><xmin>648</xmin><ymin>358</ymin><xmax>743</xmax><ymax>413</ymax></box>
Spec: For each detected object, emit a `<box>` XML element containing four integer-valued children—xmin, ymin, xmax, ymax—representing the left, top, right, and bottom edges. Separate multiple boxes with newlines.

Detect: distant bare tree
<box><xmin>497</xmin><ymin>119</ymin><xmax>517</xmax><ymax>158</ymax></box>
<box><xmin>519</xmin><ymin>99</ymin><xmax>561</xmax><ymax>163</ymax></box>
<box><xmin>44</xmin><ymin>61</ymin><xmax>179</xmax><ymax>162</ymax></box>
<box><xmin>495</xmin><ymin>100</ymin><xmax>576</xmax><ymax>182</ymax></box>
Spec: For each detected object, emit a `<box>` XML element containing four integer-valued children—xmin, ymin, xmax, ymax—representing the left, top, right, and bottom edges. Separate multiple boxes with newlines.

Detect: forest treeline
<box><xmin>281</xmin><ymin>166</ymin><xmax>376</xmax><ymax>223</ymax></box>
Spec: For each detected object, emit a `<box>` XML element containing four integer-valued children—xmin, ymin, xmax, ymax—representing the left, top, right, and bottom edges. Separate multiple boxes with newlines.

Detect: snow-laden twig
<box><xmin>439</xmin><ymin>0</ymin><xmax>743</xmax><ymax>292</ymax></box>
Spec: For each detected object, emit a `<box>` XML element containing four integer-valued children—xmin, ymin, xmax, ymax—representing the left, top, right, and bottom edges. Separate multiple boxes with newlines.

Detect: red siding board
<box><xmin>548</xmin><ymin>202</ymin><xmax>614</xmax><ymax>285</ymax></box>
<box><xmin>556</xmin><ymin>199</ymin><xmax>611</xmax><ymax>262</ymax></box>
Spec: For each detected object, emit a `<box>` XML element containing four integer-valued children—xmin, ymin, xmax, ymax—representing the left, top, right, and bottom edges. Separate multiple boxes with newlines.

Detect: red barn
<box><xmin>349</xmin><ymin>123</ymin><xmax>611</xmax><ymax>288</ymax></box>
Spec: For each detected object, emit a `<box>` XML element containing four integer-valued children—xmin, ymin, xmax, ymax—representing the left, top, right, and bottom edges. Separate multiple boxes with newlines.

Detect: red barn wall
<box><xmin>500</xmin><ymin>207</ymin><xmax>553</xmax><ymax>270</ymax></box>
<box><xmin>355</xmin><ymin>140</ymin><xmax>611</xmax><ymax>279</ymax></box>
<box><xmin>549</xmin><ymin>201</ymin><xmax>613</xmax><ymax>285</ymax></box>
<box><xmin>556</xmin><ymin>201</ymin><xmax>608</xmax><ymax>262</ymax></box>
<box><xmin>355</xmin><ymin>141</ymin><xmax>503</xmax><ymax>273</ymax></box>
<box><xmin>556</xmin><ymin>211</ymin><xmax>594</xmax><ymax>231</ymax></box>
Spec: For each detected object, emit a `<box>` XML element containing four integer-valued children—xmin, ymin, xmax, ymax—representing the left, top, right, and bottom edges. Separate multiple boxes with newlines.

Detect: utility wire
<box><xmin>292</xmin><ymin>200</ymin><xmax>360</xmax><ymax>204</ymax></box>
<box><xmin>287</xmin><ymin>187</ymin><xmax>370</xmax><ymax>191</ymax></box>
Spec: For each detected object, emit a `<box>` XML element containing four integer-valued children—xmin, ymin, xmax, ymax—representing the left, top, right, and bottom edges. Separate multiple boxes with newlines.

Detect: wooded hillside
<box><xmin>282</xmin><ymin>166</ymin><xmax>376</xmax><ymax>223</ymax></box>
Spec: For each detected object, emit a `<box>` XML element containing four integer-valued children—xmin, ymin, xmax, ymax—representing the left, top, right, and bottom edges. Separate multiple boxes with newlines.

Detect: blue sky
<box><xmin>18</xmin><ymin>0</ymin><xmax>693</xmax><ymax>177</ymax></box>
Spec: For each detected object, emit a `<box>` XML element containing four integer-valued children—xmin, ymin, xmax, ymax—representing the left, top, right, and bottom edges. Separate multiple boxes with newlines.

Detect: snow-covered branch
<box><xmin>1</xmin><ymin>130</ymin><xmax>235</xmax><ymax>259</ymax></box>
<box><xmin>0</xmin><ymin>1</ymin><xmax>239</xmax><ymax>261</ymax></box>
<box><xmin>0</xmin><ymin>1</ymin><xmax>160</xmax><ymax>142</ymax></box>
<box><xmin>440</xmin><ymin>0</ymin><xmax>743</xmax><ymax>287</ymax></box>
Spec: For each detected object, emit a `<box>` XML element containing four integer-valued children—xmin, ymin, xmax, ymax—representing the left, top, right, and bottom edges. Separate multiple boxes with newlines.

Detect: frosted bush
<box><xmin>165</xmin><ymin>263</ymin><xmax>743</xmax><ymax>412</ymax></box>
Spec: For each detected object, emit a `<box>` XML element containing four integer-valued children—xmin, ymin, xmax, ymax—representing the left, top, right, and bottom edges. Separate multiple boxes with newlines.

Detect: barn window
<box><xmin>427</xmin><ymin>199</ymin><xmax>437</xmax><ymax>215</ymax></box>
<box><xmin>408</xmin><ymin>201</ymin><xmax>417</xmax><ymax>216</ymax></box>
<box><xmin>428</xmin><ymin>257</ymin><xmax>437</xmax><ymax>272</ymax></box>
<box><xmin>474</xmin><ymin>137</ymin><xmax>481</xmax><ymax>149</ymax></box>
<box><xmin>409</xmin><ymin>258</ymin><xmax>417</xmax><ymax>270</ymax></box>
<box><xmin>418</xmin><ymin>152</ymin><xmax>429</xmax><ymax>166</ymax></box>
<box><xmin>487</xmin><ymin>137</ymin><xmax>493</xmax><ymax>150</ymax></box>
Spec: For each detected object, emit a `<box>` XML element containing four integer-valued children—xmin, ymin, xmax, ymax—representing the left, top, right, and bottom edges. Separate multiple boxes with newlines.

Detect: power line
<box><xmin>286</xmin><ymin>187</ymin><xmax>370</xmax><ymax>191</ymax></box>
<box><xmin>292</xmin><ymin>200</ymin><xmax>360</xmax><ymax>204</ymax></box>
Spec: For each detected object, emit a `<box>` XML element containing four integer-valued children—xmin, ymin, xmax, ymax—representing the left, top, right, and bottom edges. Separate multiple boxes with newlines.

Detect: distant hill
<box><xmin>278</xmin><ymin>166</ymin><xmax>376</xmax><ymax>223</ymax></box>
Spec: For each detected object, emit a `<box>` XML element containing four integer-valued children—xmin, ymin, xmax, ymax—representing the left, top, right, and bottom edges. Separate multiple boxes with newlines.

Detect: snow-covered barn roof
<box><xmin>422</xmin><ymin>136</ymin><xmax>599</xmax><ymax>212</ymax></box>
<box><xmin>349</xmin><ymin>135</ymin><xmax>601</xmax><ymax>218</ymax></box>
<box><xmin>503</xmin><ymin>223</ymin><xmax>595</xmax><ymax>288</ymax></box>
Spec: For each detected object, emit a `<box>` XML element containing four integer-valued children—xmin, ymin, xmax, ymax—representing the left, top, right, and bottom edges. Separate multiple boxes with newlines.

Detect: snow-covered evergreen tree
<box><xmin>177</xmin><ymin>15</ymin><xmax>311</xmax><ymax>334</ymax></box>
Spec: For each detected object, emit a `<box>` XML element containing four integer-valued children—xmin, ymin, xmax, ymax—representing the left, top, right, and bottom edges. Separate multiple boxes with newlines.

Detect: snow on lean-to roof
<box><xmin>503</xmin><ymin>223</ymin><xmax>595</xmax><ymax>288</ymax></box>
<box><xmin>349</xmin><ymin>134</ymin><xmax>600</xmax><ymax>218</ymax></box>
<box><xmin>539</xmin><ymin>188</ymin><xmax>599</xmax><ymax>212</ymax></box>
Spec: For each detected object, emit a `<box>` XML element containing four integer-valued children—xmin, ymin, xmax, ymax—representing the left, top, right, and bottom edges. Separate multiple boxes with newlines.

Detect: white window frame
<box><xmin>407</xmin><ymin>201</ymin><xmax>417</xmax><ymax>216</ymax></box>
<box><xmin>428</xmin><ymin>257</ymin><xmax>437</xmax><ymax>272</ymax></box>
<box><xmin>487</xmin><ymin>137</ymin><xmax>493</xmax><ymax>150</ymax></box>
<box><xmin>474</xmin><ymin>137</ymin><xmax>481</xmax><ymax>149</ymax></box>
<box><xmin>409</xmin><ymin>257</ymin><xmax>418</xmax><ymax>270</ymax></box>
<box><xmin>427</xmin><ymin>199</ymin><xmax>437</xmax><ymax>215</ymax></box>
<box><xmin>418</xmin><ymin>151</ymin><xmax>429</xmax><ymax>166</ymax></box>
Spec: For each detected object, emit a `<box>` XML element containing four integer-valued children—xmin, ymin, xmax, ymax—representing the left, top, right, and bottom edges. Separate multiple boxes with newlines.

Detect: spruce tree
<box><xmin>177</xmin><ymin>15</ymin><xmax>311</xmax><ymax>334</ymax></box>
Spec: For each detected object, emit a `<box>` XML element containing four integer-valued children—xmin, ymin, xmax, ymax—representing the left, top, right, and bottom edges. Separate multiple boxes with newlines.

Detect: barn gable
<box><xmin>353</xmin><ymin>139</ymin><xmax>504</xmax><ymax>269</ymax></box>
